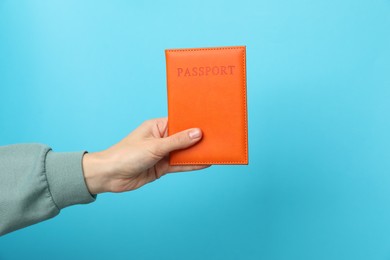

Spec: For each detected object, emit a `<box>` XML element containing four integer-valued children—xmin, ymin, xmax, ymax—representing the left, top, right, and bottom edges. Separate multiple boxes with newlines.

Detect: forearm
<box><xmin>0</xmin><ymin>144</ymin><xmax>95</xmax><ymax>236</ymax></box>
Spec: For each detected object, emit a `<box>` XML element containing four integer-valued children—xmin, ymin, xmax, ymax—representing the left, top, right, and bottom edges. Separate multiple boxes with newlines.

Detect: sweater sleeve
<box><xmin>0</xmin><ymin>144</ymin><xmax>96</xmax><ymax>236</ymax></box>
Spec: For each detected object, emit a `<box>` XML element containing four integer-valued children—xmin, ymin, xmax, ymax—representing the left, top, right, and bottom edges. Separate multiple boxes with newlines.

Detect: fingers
<box><xmin>168</xmin><ymin>164</ymin><xmax>211</xmax><ymax>174</ymax></box>
<box><xmin>157</xmin><ymin>128</ymin><xmax>202</xmax><ymax>155</ymax></box>
<box><xmin>158</xmin><ymin>164</ymin><xmax>211</xmax><ymax>179</ymax></box>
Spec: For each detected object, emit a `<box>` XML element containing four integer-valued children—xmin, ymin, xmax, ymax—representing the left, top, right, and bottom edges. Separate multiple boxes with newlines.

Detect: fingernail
<box><xmin>189</xmin><ymin>129</ymin><xmax>201</xmax><ymax>139</ymax></box>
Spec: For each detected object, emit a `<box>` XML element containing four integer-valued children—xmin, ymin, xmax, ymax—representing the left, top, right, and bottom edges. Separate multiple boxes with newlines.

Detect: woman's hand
<box><xmin>82</xmin><ymin>118</ymin><xmax>210</xmax><ymax>194</ymax></box>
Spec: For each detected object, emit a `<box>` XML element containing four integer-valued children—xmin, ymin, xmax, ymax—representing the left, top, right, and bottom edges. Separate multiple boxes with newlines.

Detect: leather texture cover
<box><xmin>166</xmin><ymin>46</ymin><xmax>248</xmax><ymax>165</ymax></box>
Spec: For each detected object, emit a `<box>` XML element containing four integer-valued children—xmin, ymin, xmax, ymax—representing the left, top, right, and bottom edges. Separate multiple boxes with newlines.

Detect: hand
<box><xmin>82</xmin><ymin>118</ymin><xmax>210</xmax><ymax>194</ymax></box>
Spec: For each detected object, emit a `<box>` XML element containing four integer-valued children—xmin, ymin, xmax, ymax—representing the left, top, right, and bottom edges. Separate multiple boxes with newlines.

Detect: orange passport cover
<box><xmin>165</xmin><ymin>46</ymin><xmax>248</xmax><ymax>165</ymax></box>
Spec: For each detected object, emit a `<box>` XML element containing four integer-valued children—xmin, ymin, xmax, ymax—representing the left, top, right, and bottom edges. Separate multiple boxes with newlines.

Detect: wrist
<box><xmin>82</xmin><ymin>152</ymin><xmax>111</xmax><ymax>194</ymax></box>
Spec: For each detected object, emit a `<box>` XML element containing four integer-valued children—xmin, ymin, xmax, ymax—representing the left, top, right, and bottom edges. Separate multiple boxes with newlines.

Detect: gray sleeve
<box><xmin>0</xmin><ymin>144</ymin><xmax>96</xmax><ymax>236</ymax></box>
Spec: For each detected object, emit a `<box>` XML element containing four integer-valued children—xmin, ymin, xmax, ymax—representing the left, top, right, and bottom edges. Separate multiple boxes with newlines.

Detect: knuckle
<box><xmin>172</xmin><ymin>132</ymin><xmax>190</xmax><ymax>147</ymax></box>
<box><xmin>142</xmin><ymin>119</ymin><xmax>154</xmax><ymax>127</ymax></box>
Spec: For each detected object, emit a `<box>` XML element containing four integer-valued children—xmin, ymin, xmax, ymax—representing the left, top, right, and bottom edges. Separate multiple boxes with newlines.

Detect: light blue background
<box><xmin>1</xmin><ymin>1</ymin><xmax>390</xmax><ymax>259</ymax></box>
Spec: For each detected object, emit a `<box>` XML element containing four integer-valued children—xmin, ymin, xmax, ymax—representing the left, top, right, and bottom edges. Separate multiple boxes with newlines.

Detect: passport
<box><xmin>165</xmin><ymin>46</ymin><xmax>248</xmax><ymax>165</ymax></box>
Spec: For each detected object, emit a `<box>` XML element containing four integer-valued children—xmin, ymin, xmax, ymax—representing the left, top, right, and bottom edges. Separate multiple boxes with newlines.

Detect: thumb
<box><xmin>158</xmin><ymin>128</ymin><xmax>202</xmax><ymax>155</ymax></box>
